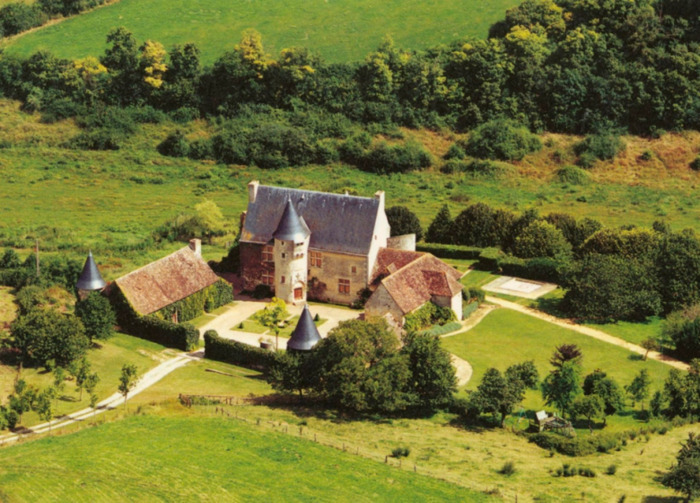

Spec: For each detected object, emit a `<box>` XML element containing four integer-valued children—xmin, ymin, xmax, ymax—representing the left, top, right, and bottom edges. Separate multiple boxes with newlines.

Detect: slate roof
<box><xmin>241</xmin><ymin>185</ymin><xmax>381</xmax><ymax>255</ymax></box>
<box><xmin>288</xmin><ymin>305</ymin><xmax>322</xmax><ymax>351</ymax></box>
<box><xmin>273</xmin><ymin>199</ymin><xmax>310</xmax><ymax>243</ymax></box>
<box><xmin>115</xmin><ymin>246</ymin><xmax>220</xmax><ymax>315</ymax></box>
<box><xmin>378</xmin><ymin>253</ymin><xmax>463</xmax><ymax>315</ymax></box>
<box><xmin>76</xmin><ymin>251</ymin><xmax>107</xmax><ymax>291</ymax></box>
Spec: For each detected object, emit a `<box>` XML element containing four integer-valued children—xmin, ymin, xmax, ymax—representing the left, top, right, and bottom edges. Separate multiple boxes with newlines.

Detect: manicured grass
<box><xmin>0</xmin><ymin>414</ymin><xmax>487</xmax><ymax>502</ymax></box>
<box><xmin>232</xmin><ymin>318</ymin><xmax>269</xmax><ymax>334</ymax></box>
<box><xmin>443</xmin><ymin>309</ymin><xmax>672</xmax><ymax>396</ymax></box>
<box><xmin>232</xmin><ymin>313</ymin><xmax>326</xmax><ymax>337</ymax></box>
<box><xmin>0</xmin><ymin>333</ymin><xmax>169</xmax><ymax>428</ymax></box>
<box><xmin>460</xmin><ymin>269</ymin><xmax>500</xmax><ymax>289</ymax></box>
<box><xmin>584</xmin><ymin>317</ymin><xmax>663</xmax><ymax>346</ymax></box>
<box><xmin>4</xmin><ymin>0</ymin><xmax>520</xmax><ymax>64</ymax></box>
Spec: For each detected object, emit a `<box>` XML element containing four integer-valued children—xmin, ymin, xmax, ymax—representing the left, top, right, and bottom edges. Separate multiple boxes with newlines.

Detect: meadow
<box><xmin>1</xmin><ymin>99</ymin><xmax>699</xmax><ymax>282</ymax></box>
<box><xmin>2</xmin><ymin>0</ymin><xmax>520</xmax><ymax>64</ymax></box>
<box><xmin>0</xmin><ymin>414</ymin><xmax>489</xmax><ymax>502</ymax></box>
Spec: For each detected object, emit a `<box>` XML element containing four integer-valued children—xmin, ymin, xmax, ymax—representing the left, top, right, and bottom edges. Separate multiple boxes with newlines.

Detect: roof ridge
<box><xmin>116</xmin><ymin>246</ymin><xmax>192</xmax><ymax>284</ymax></box>
<box><xmin>260</xmin><ymin>184</ymin><xmax>378</xmax><ymax>202</ymax></box>
<box><xmin>380</xmin><ymin>252</ymin><xmax>428</xmax><ymax>286</ymax></box>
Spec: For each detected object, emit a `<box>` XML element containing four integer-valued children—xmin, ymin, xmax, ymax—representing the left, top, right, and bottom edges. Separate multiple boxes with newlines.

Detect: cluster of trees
<box><xmin>4</xmin><ymin>285</ymin><xmax>115</xmax><ymax>371</ymax></box>
<box><xmin>662</xmin><ymin>432</ymin><xmax>700</xmax><ymax>501</ymax></box>
<box><xmin>0</xmin><ymin>359</ymin><xmax>99</xmax><ymax>431</ymax></box>
<box><xmin>0</xmin><ymin>0</ymin><xmax>108</xmax><ymax>38</ymax></box>
<box><xmin>0</xmin><ymin>0</ymin><xmax>699</xmax><ymax>150</ymax></box>
<box><xmin>0</xmin><ymin>248</ymin><xmax>81</xmax><ymax>290</ymax></box>
<box><xmin>424</xmin><ymin>201</ymin><xmax>700</xmax><ymax>325</ymax></box>
<box><xmin>269</xmin><ymin>318</ymin><xmax>457</xmax><ymax>415</ymax></box>
<box><xmin>464</xmin><ymin>344</ymin><xmax>659</xmax><ymax>431</ymax></box>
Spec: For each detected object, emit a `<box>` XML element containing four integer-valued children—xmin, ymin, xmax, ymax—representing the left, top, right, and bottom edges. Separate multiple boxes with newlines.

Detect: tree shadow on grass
<box><xmin>642</xmin><ymin>496</ymin><xmax>683</xmax><ymax>502</ymax></box>
<box><xmin>533</xmin><ymin>296</ymin><xmax>567</xmax><ymax>318</ymax></box>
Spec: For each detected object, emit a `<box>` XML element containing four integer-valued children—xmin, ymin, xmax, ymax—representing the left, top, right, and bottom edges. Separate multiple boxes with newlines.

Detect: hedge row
<box><xmin>128</xmin><ymin>316</ymin><xmax>199</xmax><ymax>351</ymax></box>
<box><xmin>462</xmin><ymin>300</ymin><xmax>479</xmax><ymax>320</ymax></box>
<box><xmin>204</xmin><ymin>330</ymin><xmax>279</xmax><ymax>371</ymax></box>
<box><xmin>416</xmin><ymin>243</ymin><xmax>483</xmax><ymax>260</ymax></box>
<box><xmin>155</xmin><ymin>279</ymin><xmax>233</xmax><ymax>323</ymax></box>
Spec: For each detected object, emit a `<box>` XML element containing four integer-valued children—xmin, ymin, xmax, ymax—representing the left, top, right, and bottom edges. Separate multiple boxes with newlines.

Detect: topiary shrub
<box><xmin>462</xmin><ymin>118</ymin><xmax>542</xmax><ymax>161</ymax></box>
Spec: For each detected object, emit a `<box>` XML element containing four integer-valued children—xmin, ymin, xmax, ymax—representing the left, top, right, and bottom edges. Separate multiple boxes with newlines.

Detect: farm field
<box><xmin>0</xmin><ymin>414</ymin><xmax>488</xmax><ymax>502</ymax></box>
<box><xmin>131</xmin><ymin>355</ymin><xmax>685</xmax><ymax>501</ymax></box>
<box><xmin>2</xmin><ymin>0</ymin><xmax>519</xmax><ymax>64</ymax></box>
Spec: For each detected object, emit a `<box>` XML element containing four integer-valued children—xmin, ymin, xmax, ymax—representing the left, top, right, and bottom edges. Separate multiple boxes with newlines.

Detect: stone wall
<box><xmin>240</xmin><ymin>242</ymin><xmax>274</xmax><ymax>292</ymax></box>
<box><xmin>365</xmin><ymin>283</ymin><xmax>404</xmax><ymax>326</ymax></box>
<box><xmin>308</xmin><ymin>250</ymin><xmax>367</xmax><ymax>305</ymax></box>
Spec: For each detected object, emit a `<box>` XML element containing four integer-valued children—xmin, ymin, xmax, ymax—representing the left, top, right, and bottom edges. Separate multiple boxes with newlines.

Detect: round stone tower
<box><xmin>273</xmin><ymin>199</ymin><xmax>310</xmax><ymax>304</ymax></box>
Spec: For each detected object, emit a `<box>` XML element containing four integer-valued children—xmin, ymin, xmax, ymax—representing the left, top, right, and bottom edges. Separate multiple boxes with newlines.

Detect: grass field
<box><xmin>126</xmin><ymin>355</ymin><xmax>687</xmax><ymax>502</ymax></box>
<box><xmin>0</xmin><ymin>414</ymin><xmax>489</xmax><ymax>502</ymax></box>
<box><xmin>3</xmin><ymin>0</ymin><xmax>519</xmax><ymax>64</ymax></box>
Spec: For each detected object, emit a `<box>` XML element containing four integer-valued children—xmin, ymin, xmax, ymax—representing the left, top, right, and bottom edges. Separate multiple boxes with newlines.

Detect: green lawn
<box><xmin>442</xmin><ymin>309</ymin><xmax>673</xmax><ymax>421</ymax></box>
<box><xmin>232</xmin><ymin>312</ymin><xmax>326</xmax><ymax>338</ymax></box>
<box><xmin>584</xmin><ymin>317</ymin><xmax>663</xmax><ymax>346</ymax></box>
<box><xmin>0</xmin><ymin>414</ymin><xmax>488</xmax><ymax>502</ymax></box>
<box><xmin>3</xmin><ymin>0</ymin><xmax>520</xmax><ymax>64</ymax></box>
<box><xmin>460</xmin><ymin>269</ymin><xmax>500</xmax><ymax>289</ymax></box>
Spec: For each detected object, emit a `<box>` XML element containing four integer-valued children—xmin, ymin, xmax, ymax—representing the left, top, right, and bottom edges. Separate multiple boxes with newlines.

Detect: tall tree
<box><xmin>401</xmin><ymin>332</ymin><xmax>457</xmax><ymax>411</ymax></box>
<box><xmin>386</xmin><ymin>206</ymin><xmax>423</xmax><ymax>241</ymax></box>
<box><xmin>542</xmin><ymin>360</ymin><xmax>582</xmax><ymax>418</ymax></box>
<box><xmin>426</xmin><ymin>205</ymin><xmax>453</xmax><ymax>244</ymax></box>
<box><xmin>101</xmin><ymin>27</ymin><xmax>142</xmax><ymax>105</ymax></box>
<box><xmin>662</xmin><ymin>432</ymin><xmax>700</xmax><ymax>501</ymax></box>
<box><xmin>626</xmin><ymin>369</ymin><xmax>651</xmax><ymax>410</ymax></box>
<box><xmin>75</xmin><ymin>292</ymin><xmax>116</xmax><ymax>343</ymax></box>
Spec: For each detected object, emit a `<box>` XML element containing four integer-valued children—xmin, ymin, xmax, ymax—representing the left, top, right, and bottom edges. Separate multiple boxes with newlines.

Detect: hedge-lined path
<box><xmin>197</xmin><ymin>300</ymin><xmax>361</xmax><ymax>351</ymax></box>
<box><xmin>0</xmin><ymin>351</ymin><xmax>201</xmax><ymax>446</ymax></box>
<box><xmin>485</xmin><ymin>296</ymin><xmax>690</xmax><ymax>371</ymax></box>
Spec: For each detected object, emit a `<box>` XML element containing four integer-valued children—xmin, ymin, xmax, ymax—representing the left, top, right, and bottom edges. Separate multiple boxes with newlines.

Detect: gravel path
<box><xmin>485</xmin><ymin>296</ymin><xmax>689</xmax><ymax>371</ymax></box>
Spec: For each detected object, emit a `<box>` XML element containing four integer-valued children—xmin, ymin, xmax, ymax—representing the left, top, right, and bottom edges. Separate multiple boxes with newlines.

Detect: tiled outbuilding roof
<box><xmin>378</xmin><ymin>253</ymin><xmax>462</xmax><ymax>315</ymax></box>
<box><xmin>115</xmin><ymin>246</ymin><xmax>220</xmax><ymax>315</ymax></box>
<box><xmin>241</xmin><ymin>185</ymin><xmax>381</xmax><ymax>255</ymax></box>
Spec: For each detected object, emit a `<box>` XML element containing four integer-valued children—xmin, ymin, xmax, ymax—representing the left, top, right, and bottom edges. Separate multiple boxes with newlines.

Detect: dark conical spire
<box><xmin>273</xmin><ymin>199</ymin><xmax>310</xmax><ymax>243</ymax></box>
<box><xmin>76</xmin><ymin>251</ymin><xmax>106</xmax><ymax>291</ymax></box>
<box><xmin>288</xmin><ymin>305</ymin><xmax>321</xmax><ymax>351</ymax></box>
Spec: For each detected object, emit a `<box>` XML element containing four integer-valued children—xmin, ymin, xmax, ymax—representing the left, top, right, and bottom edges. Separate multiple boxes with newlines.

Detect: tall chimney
<box><xmin>374</xmin><ymin>190</ymin><xmax>385</xmax><ymax>213</ymax></box>
<box><xmin>189</xmin><ymin>238</ymin><xmax>202</xmax><ymax>257</ymax></box>
<box><xmin>248</xmin><ymin>180</ymin><xmax>260</xmax><ymax>204</ymax></box>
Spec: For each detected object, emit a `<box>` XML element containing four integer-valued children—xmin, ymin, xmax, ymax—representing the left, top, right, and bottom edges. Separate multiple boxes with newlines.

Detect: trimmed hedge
<box><xmin>155</xmin><ymin>279</ymin><xmax>233</xmax><ymax>323</ymax></box>
<box><xmin>131</xmin><ymin>316</ymin><xmax>199</xmax><ymax>351</ymax></box>
<box><xmin>416</xmin><ymin>243</ymin><xmax>483</xmax><ymax>260</ymax></box>
<box><xmin>462</xmin><ymin>300</ymin><xmax>479</xmax><ymax>320</ymax></box>
<box><xmin>498</xmin><ymin>256</ymin><xmax>562</xmax><ymax>283</ymax></box>
<box><xmin>204</xmin><ymin>330</ymin><xmax>279</xmax><ymax>371</ymax></box>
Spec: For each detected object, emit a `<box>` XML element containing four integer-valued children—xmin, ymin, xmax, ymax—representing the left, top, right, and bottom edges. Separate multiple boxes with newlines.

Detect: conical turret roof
<box><xmin>76</xmin><ymin>251</ymin><xmax>106</xmax><ymax>291</ymax></box>
<box><xmin>288</xmin><ymin>305</ymin><xmax>321</xmax><ymax>351</ymax></box>
<box><xmin>273</xmin><ymin>199</ymin><xmax>310</xmax><ymax>243</ymax></box>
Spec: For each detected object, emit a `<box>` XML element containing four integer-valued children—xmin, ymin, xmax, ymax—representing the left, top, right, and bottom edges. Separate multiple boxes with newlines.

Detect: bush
<box><xmin>463</xmin><ymin>159</ymin><xmax>513</xmax><ymax>179</ymax></box>
<box><xmin>463</xmin><ymin>287</ymin><xmax>485</xmax><ymax>304</ymax></box>
<box><xmin>404</xmin><ymin>301</ymin><xmax>455</xmax><ymax>333</ymax></box>
<box><xmin>444</xmin><ymin>143</ymin><xmax>466</xmax><ymax>160</ymax></box>
<box><xmin>499</xmin><ymin>461</ymin><xmax>516</xmax><ymax>476</ymax></box>
<box><xmin>0</xmin><ymin>3</ymin><xmax>46</xmax><ymax>36</ymax></box>
<box><xmin>129</xmin><ymin>316</ymin><xmax>199</xmax><ymax>351</ymax></box>
<box><xmin>691</xmin><ymin>156</ymin><xmax>700</xmax><ymax>171</ymax></box>
<box><xmin>463</xmin><ymin>118</ymin><xmax>542</xmax><ymax>161</ymax></box>
<box><xmin>556</xmin><ymin>165</ymin><xmax>590</xmax><ymax>185</ymax></box>
<box><xmin>251</xmin><ymin>284</ymin><xmax>273</xmax><ymax>299</ymax></box>
<box><xmin>606</xmin><ymin>464</ymin><xmax>617</xmax><ymax>475</ymax></box>
<box><xmin>575</xmin><ymin>132</ymin><xmax>625</xmax><ymax>167</ymax></box>
<box><xmin>67</xmin><ymin>130</ymin><xmax>121</xmax><ymax>150</ymax></box>
<box><xmin>158</xmin><ymin>130</ymin><xmax>190</xmax><ymax>157</ymax></box>
<box><xmin>354</xmin><ymin>141</ymin><xmax>432</xmax><ymax>174</ymax></box>
<box><xmin>391</xmin><ymin>447</ymin><xmax>410</xmax><ymax>458</ymax></box>
<box><xmin>204</xmin><ymin>330</ymin><xmax>278</xmax><ymax>370</ymax></box>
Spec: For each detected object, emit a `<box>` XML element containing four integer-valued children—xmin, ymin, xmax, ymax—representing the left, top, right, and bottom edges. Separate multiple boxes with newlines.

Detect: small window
<box><xmin>338</xmin><ymin>278</ymin><xmax>350</xmax><ymax>294</ymax></box>
<box><xmin>262</xmin><ymin>245</ymin><xmax>273</xmax><ymax>262</ymax></box>
<box><xmin>295</xmin><ymin>253</ymin><xmax>304</xmax><ymax>259</ymax></box>
<box><xmin>281</xmin><ymin>275</ymin><xmax>286</xmax><ymax>284</ymax></box>
<box><xmin>262</xmin><ymin>271</ymin><xmax>274</xmax><ymax>285</ymax></box>
<box><xmin>281</xmin><ymin>252</ymin><xmax>286</xmax><ymax>259</ymax></box>
<box><xmin>351</xmin><ymin>266</ymin><xmax>357</xmax><ymax>274</ymax></box>
<box><xmin>310</xmin><ymin>250</ymin><xmax>322</xmax><ymax>267</ymax></box>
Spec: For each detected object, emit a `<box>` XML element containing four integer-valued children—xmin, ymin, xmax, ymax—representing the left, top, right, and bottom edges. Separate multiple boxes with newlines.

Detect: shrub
<box><xmin>355</xmin><ymin>141</ymin><xmax>432</xmax><ymax>174</ymax></box>
<box><xmin>606</xmin><ymin>464</ymin><xmax>617</xmax><ymax>475</ymax></box>
<box><xmin>499</xmin><ymin>461</ymin><xmax>516</xmax><ymax>476</ymax></box>
<box><xmin>404</xmin><ymin>301</ymin><xmax>455</xmax><ymax>333</ymax></box>
<box><xmin>188</xmin><ymin>138</ymin><xmax>213</xmax><ymax>160</ymax></box>
<box><xmin>204</xmin><ymin>331</ymin><xmax>278</xmax><ymax>370</ymax></box>
<box><xmin>578</xmin><ymin>467</ymin><xmax>596</xmax><ymax>477</ymax></box>
<box><xmin>251</xmin><ymin>284</ymin><xmax>273</xmax><ymax>299</ymax></box>
<box><xmin>556</xmin><ymin>165</ymin><xmax>589</xmax><ymax>185</ymax></box>
<box><xmin>463</xmin><ymin>118</ymin><xmax>542</xmax><ymax>161</ymax></box>
<box><xmin>158</xmin><ymin>130</ymin><xmax>190</xmax><ymax>157</ymax></box>
<box><xmin>0</xmin><ymin>3</ymin><xmax>46</xmax><ymax>36</ymax></box>
<box><xmin>463</xmin><ymin>287</ymin><xmax>485</xmax><ymax>304</ymax></box>
<box><xmin>444</xmin><ymin>143</ymin><xmax>466</xmax><ymax>160</ymax></box>
<box><xmin>67</xmin><ymin>130</ymin><xmax>121</xmax><ymax>150</ymax></box>
<box><xmin>691</xmin><ymin>156</ymin><xmax>700</xmax><ymax>171</ymax></box>
<box><xmin>575</xmin><ymin>132</ymin><xmax>625</xmax><ymax>167</ymax></box>
<box><xmin>463</xmin><ymin>159</ymin><xmax>512</xmax><ymax>179</ymax></box>
<box><xmin>391</xmin><ymin>447</ymin><xmax>410</xmax><ymax>458</ymax></box>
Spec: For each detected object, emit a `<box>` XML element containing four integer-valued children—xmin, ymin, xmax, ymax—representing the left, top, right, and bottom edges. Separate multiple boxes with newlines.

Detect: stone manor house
<box><xmin>239</xmin><ymin>181</ymin><xmax>464</xmax><ymax>328</ymax></box>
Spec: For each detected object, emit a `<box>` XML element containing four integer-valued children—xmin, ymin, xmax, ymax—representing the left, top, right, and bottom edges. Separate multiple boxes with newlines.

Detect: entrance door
<box><xmin>294</xmin><ymin>287</ymin><xmax>303</xmax><ymax>300</ymax></box>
